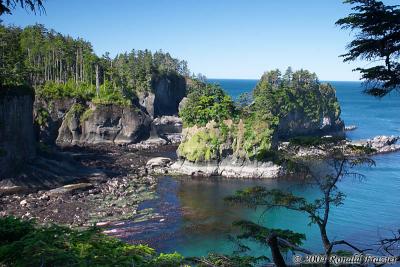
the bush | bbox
[36,80,94,101]
[0,216,184,267]
[180,81,237,127]
[36,80,134,107]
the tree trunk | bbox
[95,64,100,97]
[318,224,331,252]
[267,233,287,267]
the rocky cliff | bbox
[34,74,186,146]
[138,74,186,118]
[34,98,75,145]
[57,103,152,145]
[175,70,345,178]
[0,87,36,178]
[275,83,344,139]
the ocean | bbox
[126,79,400,260]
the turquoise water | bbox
[125,80,400,259]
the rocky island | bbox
[170,69,345,178]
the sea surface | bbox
[124,80,400,260]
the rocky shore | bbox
[351,135,400,154]
[0,144,178,228]
[169,158,283,179]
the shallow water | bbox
[124,80,400,258]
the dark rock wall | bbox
[0,90,36,178]
[34,98,75,145]
[139,74,187,118]
[277,110,345,139]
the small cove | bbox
[121,80,400,258]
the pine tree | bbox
[337,0,400,97]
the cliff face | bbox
[276,83,344,139]
[57,103,152,145]
[0,88,36,178]
[35,74,186,146]
[34,98,75,145]
[175,71,345,178]
[138,74,186,118]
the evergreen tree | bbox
[336,0,400,97]
[0,0,44,15]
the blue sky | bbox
[2,0,397,80]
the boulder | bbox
[146,157,171,168]
[47,183,93,196]
[150,116,182,141]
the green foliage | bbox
[188,253,268,267]
[80,108,93,123]
[232,220,305,251]
[92,81,133,106]
[0,216,184,267]
[242,117,275,160]
[179,69,343,163]
[36,80,94,101]
[0,217,35,246]
[336,0,400,97]
[180,82,237,127]
[64,103,86,124]
[178,125,222,162]
[346,144,377,155]
[0,0,44,15]
[252,68,339,128]
[149,252,184,267]
[35,106,50,127]
[0,24,189,106]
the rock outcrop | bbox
[175,71,346,179]
[34,98,75,145]
[275,83,345,139]
[351,135,400,154]
[171,157,283,179]
[150,115,182,143]
[138,74,186,117]
[0,87,36,178]
[174,120,284,178]
[57,103,152,145]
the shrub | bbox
[180,81,237,127]
[0,216,184,267]
[35,107,50,127]
[36,80,94,101]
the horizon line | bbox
[207,78,362,82]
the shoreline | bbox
[0,144,178,228]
